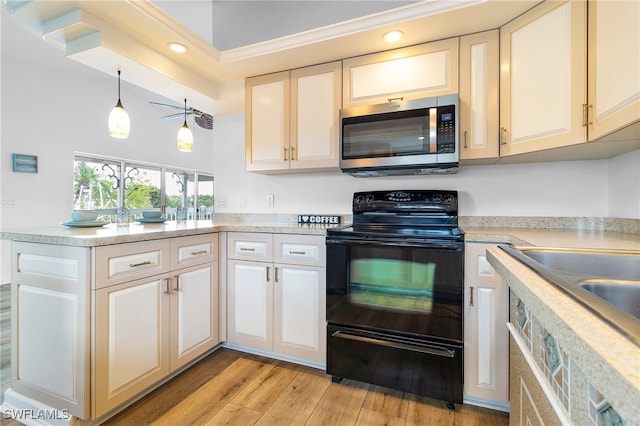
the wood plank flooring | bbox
[99,348,508,426]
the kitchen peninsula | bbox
[1,218,639,425]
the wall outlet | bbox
[215,197,227,208]
[266,194,274,207]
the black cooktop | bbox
[327,190,463,243]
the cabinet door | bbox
[587,0,640,141]
[500,0,587,156]
[11,242,90,419]
[290,61,341,170]
[343,38,459,108]
[94,275,171,418]
[245,71,290,172]
[227,260,273,351]
[463,243,508,406]
[273,264,326,362]
[170,262,219,371]
[459,30,500,163]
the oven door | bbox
[326,237,463,342]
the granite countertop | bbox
[0,220,338,247]
[486,242,639,424]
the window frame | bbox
[73,152,214,221]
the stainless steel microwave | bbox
[340,94,459,177]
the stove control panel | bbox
[352,190,458,213]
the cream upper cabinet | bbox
[587,0,640,141]
[290,61,341,170]
[246,62,341,173]
[343,38,459,108]
[246,71,290,172]
[499,0,587,157]
[459,30,500,163]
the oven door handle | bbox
[326,238,463,251]
[331,330,455,358]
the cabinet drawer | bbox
[171,234,218,269]
[93,240,171,289]
[274,234,325,267]
[227,233,273,261]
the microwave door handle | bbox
[429,107,438,153]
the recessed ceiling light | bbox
[168,42,188,53]
[383,30,404,43]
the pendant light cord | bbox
[183,98,188,126]
[117,70,122,101]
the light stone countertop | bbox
[486,244,640,425]
[0,220,337,247]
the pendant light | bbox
[177,98,193,152]
[108,70,130,139]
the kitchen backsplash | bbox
[213,214,640,234]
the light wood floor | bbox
[99,348,508,426]
[0,346,508,426]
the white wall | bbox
[213,112,637,218]
[0,16,214,283]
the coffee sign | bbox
[298,215,341,224]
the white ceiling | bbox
[2,0,540,114]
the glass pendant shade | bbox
[108,100,130,139]
[177,122,193,152]
[108,70,130,139]
[177,98,193,152]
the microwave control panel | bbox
[436,105,456,153]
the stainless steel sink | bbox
[579,280,640,320]
[502,246,640,345]
[520,249,640,281]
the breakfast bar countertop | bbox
[0,220,337,247]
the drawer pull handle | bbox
[164,278,172,295]
[190,249,208,256]
[469,286,474,307]
[240,247,256,252]
[174,275,182,292]
[275,267,279,283]
[266,266,271,282]
[129,260,152,268]
[289,250,306,255]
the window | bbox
[73,154,214,222]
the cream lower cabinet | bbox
[94,235,218,419]
[463,243,509,409]
[227,233,326,364]
[9,242,91,419]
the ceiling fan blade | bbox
[195,113,214,130]
[160,112,190,120]
[150,101,182,110]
